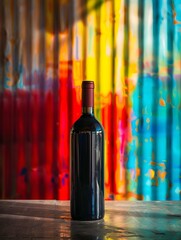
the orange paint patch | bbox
[136,168,140,177]
[151,161,166,168]
[127,192,144,200]
[174,19,180,24]
[158,170,166,179]
[159,98,166,106]
[159,163,166,168]
[173,10,181,25]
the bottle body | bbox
[70,115,104,220]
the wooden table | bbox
[0,200,181,239]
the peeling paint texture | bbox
[0,0,180,200]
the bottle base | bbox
[71,218,104,223]
[71,215,104,222]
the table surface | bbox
[0,200,181,240]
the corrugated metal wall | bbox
[0,0,180,200]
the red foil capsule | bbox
[82,81,94,108]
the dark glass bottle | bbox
[70,81,104,221]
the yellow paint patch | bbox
[73,60,83,86]
[150,169,155,179]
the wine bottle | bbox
[70,81,104,221]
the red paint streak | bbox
[2,91,13,198]
[16,90,29,199]
[45,91,54,199]
[120,105,129,154]
[101,93,113,199]
[113,94,130,199]
[58,61,70,199]
[0,62,81,199]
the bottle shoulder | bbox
[71,115,104,133]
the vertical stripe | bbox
[0,0,6,198]
[136,0,145,200]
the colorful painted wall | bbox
[0,0,180,200]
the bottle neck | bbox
[82,107,94,115]
[82,81,94,115]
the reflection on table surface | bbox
[0,200,181,239]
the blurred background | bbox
[0,0,180,200]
